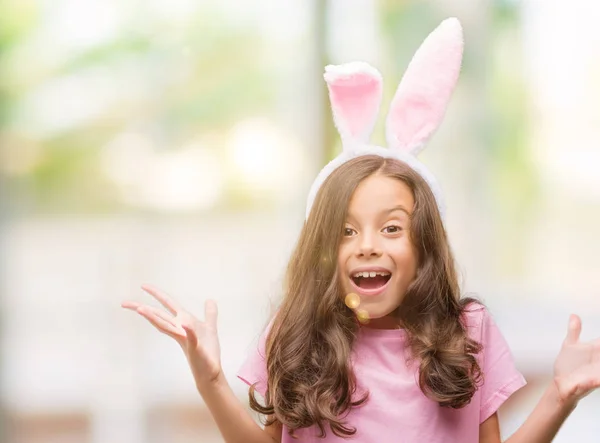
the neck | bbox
[360,314,403,330]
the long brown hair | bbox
[249,155,483,438]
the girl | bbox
[122,18,600,443]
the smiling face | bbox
[337,173,418,329]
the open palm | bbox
[553,314,600,405]
[122,284,222,389]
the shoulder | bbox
[460,299,515,356]
[460,300,493,342]
[461,300,486,325]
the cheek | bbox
[389,239,415,261]
[336,260,350,287]
[391,243,418,277]
[336,246,348,285]
[337,242,351,268]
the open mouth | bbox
[351,271,391,291]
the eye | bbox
[383,225,403,234]
[343,227,357,237]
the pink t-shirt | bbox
[237,304,526,442]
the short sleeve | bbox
[474,306,527,423]
[236,319,273,397]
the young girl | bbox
[122,18,600,443]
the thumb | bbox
[564,314,582,345]
[182,323,199,349]
[205,299,218,327]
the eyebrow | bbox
[346,205,411,223]
[383,205,411,216]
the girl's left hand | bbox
[553,314,600,406]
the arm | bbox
[479,413,500,443]
[505,314,600,442]
[480,314,599,443]
[264,416,283,443]
[122,285,279,443]
[479,386,576,443]
[503,383,575,443]
[199,373,280,443]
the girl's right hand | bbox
[122,284,222,390]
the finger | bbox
[124,301,182,329]
[592,338,600,362]
[122,301,142,310]
[141,306,179,328]
[182,323,199,349]
[138,307,185,339]
[205,300,218,327]
[123,302,168,319]
[564,314,582,345]
[141,284,181,315]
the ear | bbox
[385,18,464,155]
[324,61,383,145]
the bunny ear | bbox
[386,18,464,155]
[324,62,383,145]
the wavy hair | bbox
[248,156,483,438]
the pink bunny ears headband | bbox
[305,17,464,219]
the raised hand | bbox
[553,314,600,405]
[122,284,222,389]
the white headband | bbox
[305,18,464,220]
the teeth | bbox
[352,271,390,278]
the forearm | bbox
[505,382,577,443]
[198,372,276,443]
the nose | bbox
[356,232,382,258]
